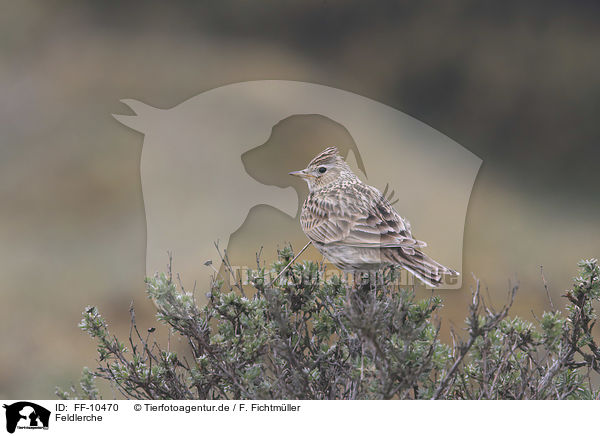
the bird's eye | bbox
[318,166,327,174]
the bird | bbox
[289,146,458,287]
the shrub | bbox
[57,248,600,400]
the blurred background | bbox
[1,0,600,398]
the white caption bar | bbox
[0,400,593,435]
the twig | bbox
[213,242,246,297]
[268,241,312,287]
[540,265,555,311]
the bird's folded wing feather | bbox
[301,184,426,248]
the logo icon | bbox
[3,402,50,433]
[114,80,481,289]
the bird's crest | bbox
[308,146,341,167]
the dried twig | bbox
[268,241,312,287]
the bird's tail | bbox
[386,247,459,288]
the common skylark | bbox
[290,147,458,287]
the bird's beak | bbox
[289,169,312,178]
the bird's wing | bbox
[301,184,426,248]
[301,192,351,245]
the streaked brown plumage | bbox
[289,146,458,287]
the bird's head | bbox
[289,146,356,191]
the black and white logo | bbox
[3,402,50,433]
